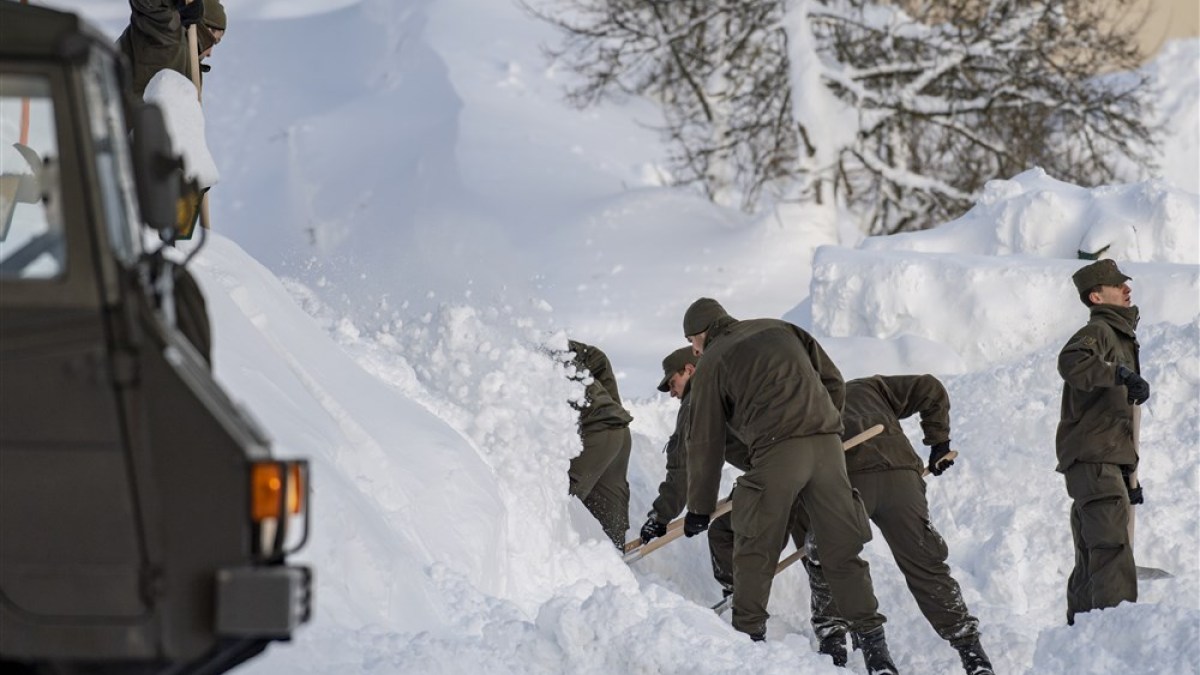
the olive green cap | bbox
[682,297,729,338]
[1072,259,1131,295]
[202,0,226,30]
[657,346,698,392]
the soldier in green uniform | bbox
[828,374,993,674]
[679,298,898,674]
[1057,259,1149,624]
[567,340,633,549]
[118,0,227,99]
[639,346,845,664]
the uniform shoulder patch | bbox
[1081,336,1097,346]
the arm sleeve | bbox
[129,0,182,48]
[650,403,690,521]
[878,375,950,446]
[1058,327,1119,391]
[685,366,727,515]
[794,325,845,412]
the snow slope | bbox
[44,1,1200,673]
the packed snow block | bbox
[811,246,1200,369]
[859,169,1199,265]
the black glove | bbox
[178,0,205,27]
[927,441,954,476]
[1127,484,1145,505]
[1116,366,1150,405]
[683,512,710,537]
[640,517,667,543]
[1121,465,1145,505]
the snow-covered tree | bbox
[530,0,1159,234]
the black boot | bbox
[819,632,848,667]
[955,639,994,675]
[749,631,765,642]
[854,627,899,675]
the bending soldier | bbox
[819,374,994,674]
[639,347,844,663]
[679,298,897,674]
[567,340,633,549]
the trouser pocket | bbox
[732,478,766,539]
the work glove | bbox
[1121,465,1145,505]
[639,517,668,544]
[683,512,710,537]
[1116,366,1150,405]
[177,0,205,27]
[927,441,955,476]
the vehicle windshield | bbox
[0,73,64,279]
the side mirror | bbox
[130,103,182,235]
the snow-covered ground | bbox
[47,1,1200,673]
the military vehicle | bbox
[0,3,312,673]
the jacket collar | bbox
[1089,304,1140,338]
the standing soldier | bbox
[118,0,228,99]
[679,298,898,674]
[638,347,845,665]
[1057,260,1149,625]
[567,340,633,549]
[829,374,993,674]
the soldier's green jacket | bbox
[842,375,950,474]
[686,318,844,515]
[1056,304,1141,472]
[118,0,194,98]
[568,340,632,434]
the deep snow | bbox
[41,1,1200,673]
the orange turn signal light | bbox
[251,462,303,522]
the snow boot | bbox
[819,632,848,667]
[749,631,765,643]
[853,627,899,675]
[955,639,994,675]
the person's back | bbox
[842,375,949,475]
[691,317,843,459]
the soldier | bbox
[1057,259,1149,625]
[119,0,228,99]
[824,374,993,674]
[638,347,846,665]
[567,340,633,549]
[679,298,898,674]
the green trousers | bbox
[850,469,979,645]
[708,497,843,639]
[725,434,883,636]
[1064,462,1136,624]
[569,426,632,548]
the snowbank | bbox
[859,169,1199,264]
[811,246,1199,368]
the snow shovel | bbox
[1128,405,1173,581]
[623,424,886,564]
[185,1,211,231]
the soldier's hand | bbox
[1116,366,1150,405]
[927,442,955,476]
[177,0,205,27]
[683,512,710,537]
[640,517,667,544]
